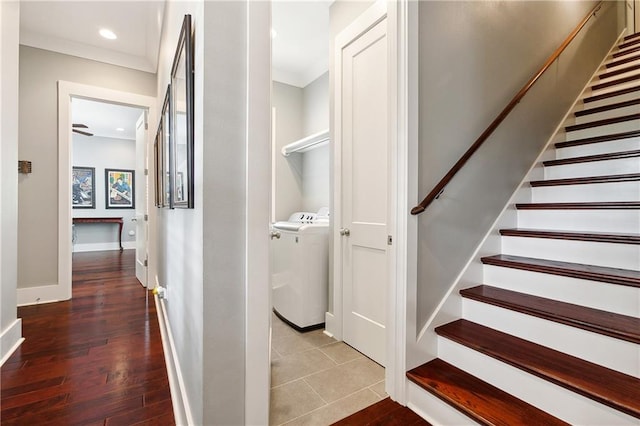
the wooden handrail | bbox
[411,1,603,215]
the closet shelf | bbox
[281,129,329,156]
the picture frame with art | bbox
[72,166,95,209]
[170,14,194,209]
[105,169,135,209]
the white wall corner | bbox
[0,319,23,366]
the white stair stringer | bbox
[462,298,640,377]
[438,337,639,425]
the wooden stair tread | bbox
[407,358,569,426]
[605,53,640,69]
[435,320,640,419]
[499,228,640,244]
[583,85,640,104]
[481,254,640,288]
[529,173,640,187]
[543,149,640,166]
[460,285,640,343]
[624,32,640,42]
[565,113,640,132]
[575,98,640,117]
[555,129,640,148]
[619,37,640,50]
[515,201,640,210]
[599,63,640,80]
[613,45,640,58]
[592,73,640,91]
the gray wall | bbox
[18,46,156,289]
[414,1,623,332]
[273,81,304,221]
[1,0,21,361]
[72,135,137,251]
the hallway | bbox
[1,250,174,425]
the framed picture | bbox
[163,85,172,208]
[155,85,171,208]
[170,14,194,208]
[105,169,135,209]
[72,166,95,209]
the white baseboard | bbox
[17,283,69,306]
[155,294,193,426]
[0,319,23,366]
[73,241,135,252]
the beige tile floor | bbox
[270,313,386,425]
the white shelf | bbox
[281,128,329,156]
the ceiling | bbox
[20,1,330,88]
[21,1,329,134]
[72,98,144,141]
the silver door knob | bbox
[340,228,350,236]
[270,230,281,240]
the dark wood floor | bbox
[1,250,174,425]
[332,398,431,426]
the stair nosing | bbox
[499,228,640,245]
[542,149,640,166]
[435,320,640,419]
[515,201,640,210]
[461,285,640,344]
[618,38,640,50]
[529,173,640,187]
[407,358,570,426]
[598,63,640,80]
[591,73,640,91]
[612,45,640,59]
[481,254,640,288]
[565,113,640,132]
[555,129,640,148]
[624,32,640,42]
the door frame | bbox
[330,0,412,403]
[57,81,156,300]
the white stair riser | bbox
[578,88,640,110]
[483,265,640,316]
[517,209,640,233]
[593,69,640,89]
[438,338,639,425]
[462,299,640,377]
[602,56,640,72]
[604,54,640,70]
[531,181,640,203]
[613,45,640,58]
[570,103,640,126]
[566,120,640,141]
[555,138,640,159]
[407,382,480,426]
[544,157,640,179]
[585,82,640,103]
[501,236,640,270]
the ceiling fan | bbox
[72,123,93,136]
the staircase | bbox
[407,33,640,425]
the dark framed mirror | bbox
[170,14,194,209]
[162,85,172,208]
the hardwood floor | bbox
[1,250,174,425]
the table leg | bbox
[118,221,123,251]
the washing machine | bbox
[271,207,329,331]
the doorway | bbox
[57,81,156,300]
[71,98,147,285]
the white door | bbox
[135,112,148,287]
[627,0,635,34]
[340,16,388,366]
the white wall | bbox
[18,46,156,290]
[0,0,22,364]
[72,135,137,252]
[154,1,271,423]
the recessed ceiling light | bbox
[116,127,124,132]
[99,28,117,40]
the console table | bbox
[73,217,124,251]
